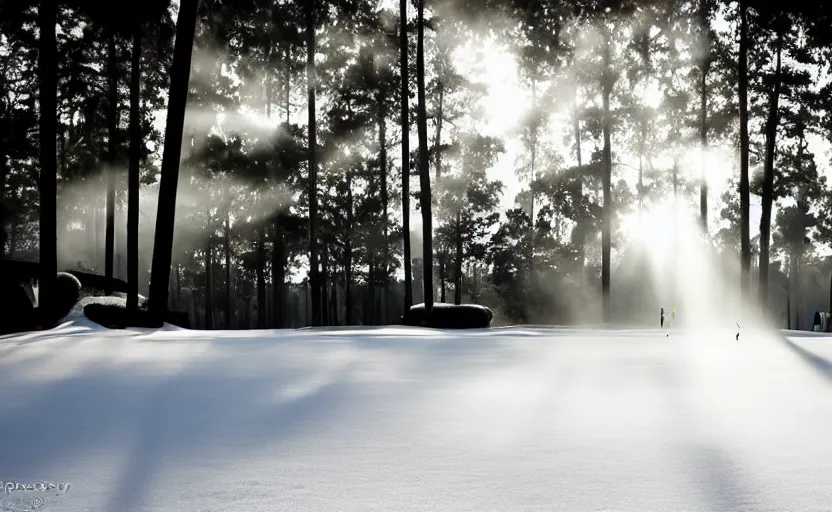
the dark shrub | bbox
[83,303,190,329]
[401,303,493,329]
[0,275,36,334]
[84,304,163,329]
[165,311,190,328]
[0,271,81,332]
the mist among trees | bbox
[2,0,832,328]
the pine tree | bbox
[149,0,200,322]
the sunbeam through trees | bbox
[2,0,832,328]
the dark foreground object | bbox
[0,260,190,333]
[55,272,82,314]
[1,259,129,292]
[84,304,191,329]
[84,304,161,329]
[0,273,37,335]
[401,303,493,329]
[0,272,81,334]
[813,312,832,332]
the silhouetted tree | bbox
[149,0,200,321]
[38,0,58,322]
[416,0,433,313]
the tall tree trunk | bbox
[284,45,291,124]
[699,15,710,231]
[792,139,806,329]
[0,131,7,261]
[275,46,291,329]
[330,275,338,326]
[0,98,8,263]
[224,211,232,329]
[673,157,678,198]
[87,206,95,264]
[472,262,479,304]
[262,40,282,329]
[272,216,284,328]
[345,170,353,325]
[638,145,644,211]
[59,129,67,187]
[262,42,275,327]
[168,278,174,313]
[105,29,118,295]
[321,244,329,326]
[672,156,679,301]
[257,224,266,328]
[601,31,613,323]
[439,256,446,302]
[244,297,251,329]
[94,200,100,268]
[379,101,389,323]
[573,92,584,273]
[454,211,463,305]
[362,285,369,325]
[637,33,649,215]
[205,235,213,329]
[265,43,272,117]
[434,83,444,181]
[306,0,321,326]
[175,262,182,311]
[788,249,797,329]
[738,0,751,296]
[127,25,142,311]
[634,31,650,315]
[529,75,537,275]
[38,0,58,323]
[305,281,310,324]
[400,0,413,312]
[148,0,199,321]
[344,263,352,325]
[759,29,783,306]
[368,259,375,323]
[417,0,433,313]
[435,81,445,303]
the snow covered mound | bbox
[55,295,181,332]
[61,295,127,323]
[1,326,832,511]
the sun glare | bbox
[638,78,663,109]
[619,201,748,328]
[621,203,677,260]
[453,40,528,136]
[693,148,733,189]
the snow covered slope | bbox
[1,324,832,512]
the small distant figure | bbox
[736,323,740,342]
[660,307,665,328]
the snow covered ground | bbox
[1,322,832,512]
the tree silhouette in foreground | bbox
[38,0,58,323]
[148,0,200,322]
[416,0,433,314]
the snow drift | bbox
[1,324,832,511]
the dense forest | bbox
[1,0,832,329]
